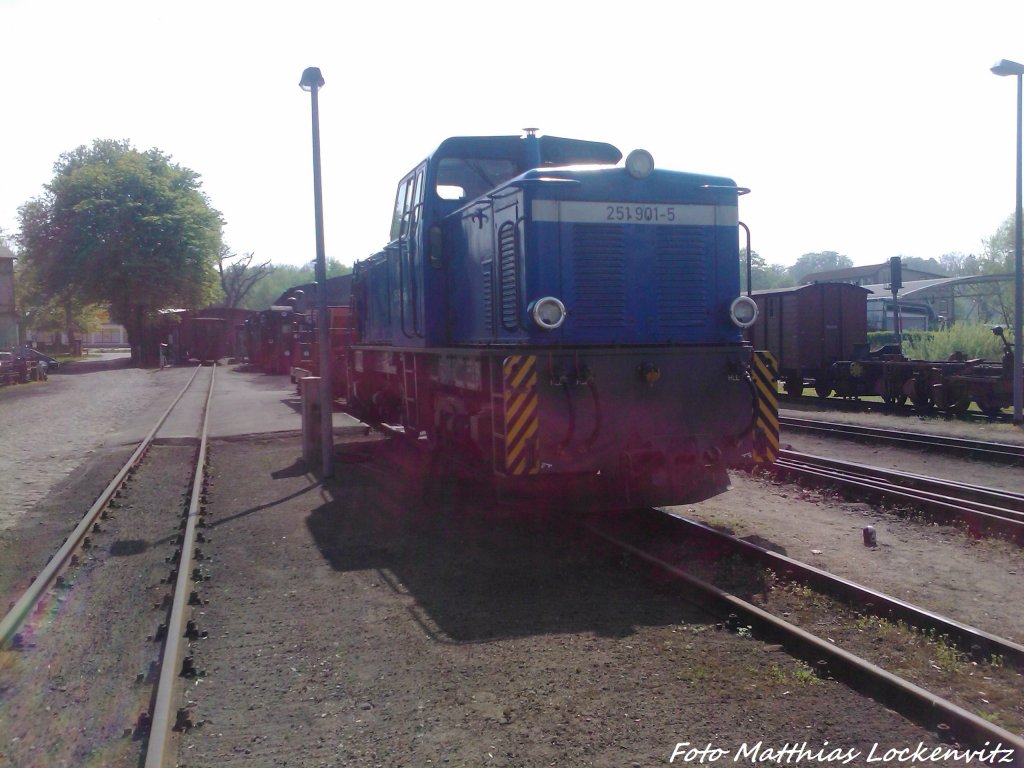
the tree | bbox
[787,251,853,284]
[241,258,352,310]
[217,247,274,310]
[18,139,222,364]
[14,256,100,351]
[0,229,13,261]
[981,213,1016,274]
[740,250,795,292]
[938,252,982,277]
[900,256,945,275]
[977,213,1019,328]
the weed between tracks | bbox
[752,575,1024,735]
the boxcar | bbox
[749,283,869,396]
[186,317,228,364]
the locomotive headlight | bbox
[729,296,758,328]
[625,149,655,179]
[530,297,567,330]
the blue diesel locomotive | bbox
[347,130,761,507]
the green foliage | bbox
[903,323,1010,361]
[741,250,796,292]
[0,229,14,260]
[215,248,275,310]
[13,248,101,342]
[17,139,223,359]
[900,256,945,274]
[938,252,983,276]
[242,258,351,310]
[788,251,853,283]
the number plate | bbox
[531,200,736,226]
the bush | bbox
[902,324,1009,361]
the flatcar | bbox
[748,283,1019,416]
[345,131,764,508]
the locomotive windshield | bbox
[435,157,523,202]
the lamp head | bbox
[300,67,325,91]
[991,59,1024,77]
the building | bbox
[23,308,129,350]
[860,274,1016,332]
[803,260,948,288]
[803,261,1014,332]
[0,253,18,349]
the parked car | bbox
[15,347,59,370]
[1,350,44,383]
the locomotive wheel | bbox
[784,376,804,396]
[814,381,833,399]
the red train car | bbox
[291,306,354,398]
[748,283,869,396]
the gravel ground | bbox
[177,437,952,768]
[0,445,197,768]
[0,353,190,531]
[1,367,1022,766]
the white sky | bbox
[1,0,1023,270]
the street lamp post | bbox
[991,58,1024,425]
[300,66,334,475]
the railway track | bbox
[0,364,215,768]
[773,448,1024,541]
[780,414,1024,464]
[586,509,1024,763]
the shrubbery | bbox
[869,325,1011,361]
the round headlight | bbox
[625,149,655,179]
[729,296,758,329]
[530,297,567,330]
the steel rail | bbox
[586,521,1024,761]
[144,364,216,768]
[774,450,1024,541]
[780,415,1024,464]
[778,395,1013,425]
[0,365,204,648]
[659,510,1024,669]
[778,450,1024,517]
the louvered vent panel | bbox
[498,222,519,330]
[656,226,707,326]
[572,225,625,327]
[481,259,494,333]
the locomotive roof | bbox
[431,135,622,167]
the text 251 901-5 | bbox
[605,204,678,223]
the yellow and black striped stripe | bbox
[752,350,779,463]
[502,355,540,476]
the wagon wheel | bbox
[910,394,934,414]
[943,395,972,417]
[975,397,1005,419]
[814,380,833,399]
[883,390,907,408]
[941,384,972,417]
[784,376,804,396]
[910,380,933,414]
